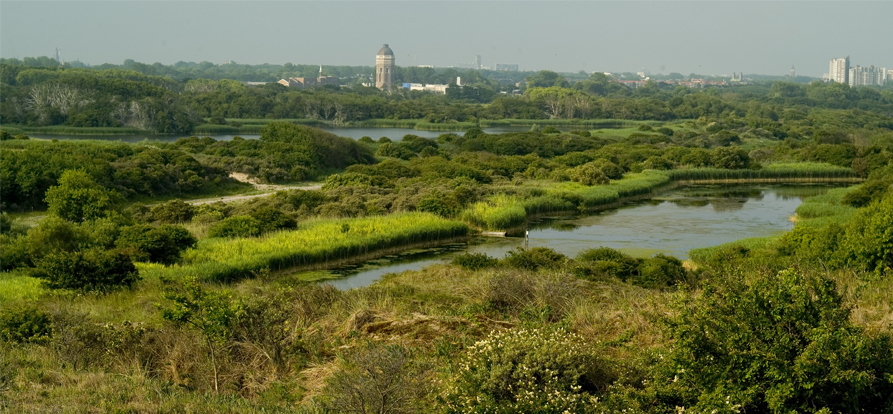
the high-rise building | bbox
[790,65,795,78]
[475,55,482,70]
[376,44,395,89]
[829,56,849,84]
[849,65,887,86]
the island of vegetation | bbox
[1,59,892,413]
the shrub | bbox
[656,269,893,413]
[445,327,612,414]
[635,254,686,289]
[116,224,197,264]
[249,207,296,233]
[503,247,567,271]
[321,343,427,414]
[150,199,196,223]
[31,248,139,291]
[541,126,561,134]
[208,215,262,238]
[570,162,610,186]
[451,253,498,270]
[835,193,893,274]
[711,147,751,169]
[44,169,120,222]
[575,247,640,281]
[0,305,52,344]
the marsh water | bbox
[320,185,833,290]
[29,126,530,143]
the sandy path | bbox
[186,173,321,205]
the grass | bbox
[146,212,469,283]
[688,235,782,264]
[478,119,659,129]
[0,125,153,135]
[0,271,44,302]
[668,163,857,182]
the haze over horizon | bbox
[2,1,891,78]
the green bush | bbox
[835,193,893,274]
[656,269,893,413]
[575,247,640,281]
[116,224,197,264]
[570,162,610,186]
[150,199,196,223]
[31,248,139,291]
[445,327,612,414]
[451,253,498,270]
[208,215,262,238]
[0,305,52,344]
[503,247,566,271]
[44,169,120,223]
[635,254,686,289]
[249,207,297,233]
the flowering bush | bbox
[444,327,613,414]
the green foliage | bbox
[503,247,567,271]
[835,193,893,274]
[44,169,120,222]
[248,207,297,233]
[575,247,640,281]
[658,269,893,413]
[711,146,751,169]
[451,252,498,270]
[150,199,196,223]
[0,305,52,344]
[0,212,28,236]
[154,213,469,283]
[445,327,610,414]
[31,248,139,291]
[208,215,262,238]
[116,224,197,264]
[637,254,687,289]
[460,195,527,231]
[570,162,610,186]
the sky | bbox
[1,1,891,77]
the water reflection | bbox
[319,185,840,290]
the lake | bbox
[320,185,831,290]
[29,126,531,143]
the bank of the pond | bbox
[463,164,860,234]
[321,184,843,290]
[140,212,469,283]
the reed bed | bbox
[460,194,527,231]
[689,235,781,264]
[668,163,856,182]
[0,125,152,135]
[413,122,478,131]
[477,119,657,129]
[607,171,672,197]
[144,213,468,283]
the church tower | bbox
[376,44,395,89]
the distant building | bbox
[829,56,850,84]
[790,65,795,78]
[376,44,395,89]
[475,55,482,70]
[496,64,519,71]
[401,82,450,94]
[849,65,887,86]
[276,75,339,89]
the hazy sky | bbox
[2,1,891,77]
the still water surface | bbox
[30,126,530,143]
[321,185,831,290]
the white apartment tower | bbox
[829,56,849,84]
[375,44,395,89]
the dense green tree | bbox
[44,169,120,222]
[31,248,139,291]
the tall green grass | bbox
[794,187,858,220]
[0,125,152,135]
[143,212,469,283]
[0,272,44,302]
[668,163,856,182]
[608,171,672,197]
[460,194,527,231]
[478,119,658,129]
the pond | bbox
[319,185,833,290]
[28,126,531,143]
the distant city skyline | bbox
[2,1,891,77]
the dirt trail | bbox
[187,173,321,205]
